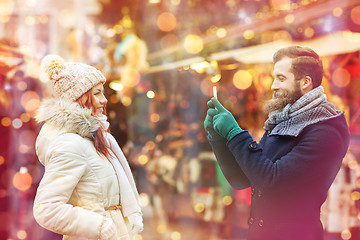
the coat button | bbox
[251,188,255,196]
[259,219,264,227]
[258,190,263,197]
[249,142,257,149]
[248,217,255,225]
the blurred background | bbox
[1,0,360,239]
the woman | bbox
[33,55,143,240]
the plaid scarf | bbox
[264,86,342,137]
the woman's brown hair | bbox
[77,89,111,159]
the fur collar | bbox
[35,98,99,138]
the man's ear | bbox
[301,76,313,93]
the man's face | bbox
[265,57,302,113]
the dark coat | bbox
[208,111,350,240]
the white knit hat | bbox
[41,55,106,101]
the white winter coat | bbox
[33,98,140,240]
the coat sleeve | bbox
[226,120,350,193]
[33,135,105,239]
[208,134,251,190]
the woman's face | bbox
[92,83,108,116]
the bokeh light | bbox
[1,117,12,127]
[184,34,203,54]
[139,192,150,207]
[171,231,181,240]
[150,113,160,123]
[351,191,360,201]
[12,118,23,129]
[20,91,40,112]
[243,30,254,40]
[0,156,5,166]
[156,224,167,234]
[271,0,291,11]
[138,154,149,165]
[121,96,132,106]
[333,7,343,17]
[332,67,351,88]
[233,70,253,90]
[13,167,32,191]
[146,90,155,99]
[160,33,179,49]
[157,12,177,32]
[341,229,352,240]
[351,6,360,25]
[17,230,27,240]
[216,28,227,38]
[194,202,205,213]
[285,14,295,24]
[222,195,233,206]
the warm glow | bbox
[21,91,40,112]
[25,16,36,26]
[351,191,360,201]
[1,117,12,127]
[0,156,4,166]
[351,6,360,25]
[145,141,156,150]
[222,195,233,206]
[243,30,254,40]
[139,193,150,207]
[333,7,343,17]
[216,28,227,38]
[138,154,149,165]
[285,14,294,24]
[184,34,203,54]
[341,229,351,240]
[17,230,27,240]
[233,70,253,90]
[150,113,160,123]
[160,33,179,49]
[332,68,351,87]
[134,235,143,240]
[156,224,167,234]
[171,231,181,240]
[211,73,221,83]
[0,0,14,16]
[146,90,155,99]
[13,167,32,191]
[109,94,119,104]
[109,81,123,91]
[20,113,31,123]
[194,203,205,213]
[273,30,292,41]
[271,0,291,10]
[157,12,177,32]
[17,81,27,91]
[304,27,315,38]
[348,159,358,170]
[121,96,132,106]
[58,9,77,28]
[190,61,209,74]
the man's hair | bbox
[273,46,323,88]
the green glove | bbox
[204,108,223,140]
[208,97,243,141]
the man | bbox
[204,46,350,240]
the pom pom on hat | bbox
[41,54,106,101]
[41,54,65,80]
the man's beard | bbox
[264,86,303,113]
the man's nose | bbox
[271,80,279,91]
